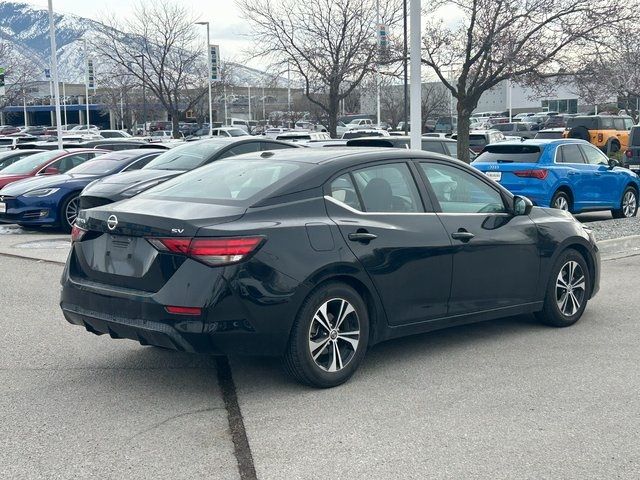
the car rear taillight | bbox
[70,224,87,242]
[597,133,603,143]
[147,236,264,266]
[165,306,202,316]
[513,169,549,180]
[625,149,633,158]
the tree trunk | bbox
[171,114,180,139]
[327,90,340,138]
[456,100,472,164]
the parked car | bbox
[0,150,45,171]
[451,130,506,153]
[344,136,467,160]
[0,149,161,231]
[535,128,566,140]
[99,130,132,139]
[263,127,291,139]
[61,148,600,387]
[210,127,250,138]
[276,131,331,143]
[79,137,300,210]
[0,149,105,191]
[564,115,634,153]
[623,125,640,174]
[492,122,538,139]
[341,129,390,140]
[0,126,20,136]
[472,139,639,218]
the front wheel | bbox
[611,187,638,219]
[535,249,590,327]
[60,193,80,233]
[284,283,369,388]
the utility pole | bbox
[375,0,381,127]
[48,0,63,149]
[134,54,147,135]
[62,82,67,127]
[409,0,421,149]
[247,85,251,121]
[195,22,213,136]
[403,0,408,134]
[22,89,28,128]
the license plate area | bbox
[485,171,502,181]
[85,234,158,278]
[0,202,5,214]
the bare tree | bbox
[240,0,401,137]
[421,82,450,127]
[0,41,39,119]
[422,0,631,163]
[92,1,207,137]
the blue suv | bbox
[472,139,639,218]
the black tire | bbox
[550,190,571,212]
[535,249,590,327]
[611,186,638,219]
[59,193,80,233]
[567,126,590,142]
[608,139,620,154]
[284,282,369,388]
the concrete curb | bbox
[597,235,640,260]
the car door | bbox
[579,144,620,207]
[418,161,540,315]
[325,161,453,325]
[555,143,591,207]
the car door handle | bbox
[567,171,579,176]
[451,231,475,242]
[348,232,377,242]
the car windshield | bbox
[566,117,598,130]
[66,153,130,175]
[535,131,564,139]
[469,135,489,147]
[141,159,306,205]
[143,141,226,171]
[493,124,515,132]
[475,144,542,163]
[630,126,640,147]
[0,150,62,174]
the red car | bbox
[0,149,106,189]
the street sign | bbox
[44,68,51,79]
[378,23,388,49]
[86,59,95,89]
[0,67,5,97]
[210,44,221,82]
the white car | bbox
[211,127,250,138]
[275,131,331,143]
[264,127,291,139]
[100,130,132,139]
[341,128,390,140]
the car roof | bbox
[491,138,589,147]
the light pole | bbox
[247,85,251,121]
[83,38,90,130]
[48,0,63,149]
[134,54,147,135]
[196,21,213,136]
[375,0,381,127]
[403,0,408,134]
[62,81,67,126]
[409,0,422,149]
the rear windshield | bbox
[475,144,542,163]
[493,123,515,132]
[342,131,385,139]
[143,141,225,171]
[566,117,598,130]
[140,159,306,205]
[0,150,62,174]
[346,139,402,148]
[630,126,640,147]
[469,135,489,147]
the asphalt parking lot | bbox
[0,228,639,480]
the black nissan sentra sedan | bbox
[60,148,600,388]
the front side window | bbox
[218,142,261,159]
[421,163,506,214]
[558,144,585,164]
[352,163,423,213]
[580,145,608,165]
[329,174,362,211]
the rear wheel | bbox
[612,186,638,218]
[550,190,571,212]
[535,249,590,327]
[284,282,369,388]
[60,193,80,233]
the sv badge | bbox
[171,228,185,234]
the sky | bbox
[22,0,253,63]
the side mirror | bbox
[608,158,618,169]
[42,166,59,175]
[513,195,533,216]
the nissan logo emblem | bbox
[107,215,118,231]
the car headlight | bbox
[23,188,60,197]
[121,181,161,198]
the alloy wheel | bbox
[555,261,586,317]
[622,190,637,218]
[65,196,80,228]
[308,298,360,373]
[553,196,569,211]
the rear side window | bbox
[443,142,458,158]
[469,135,488,148]
[475,144,542,163]
[614,118,626,131]
[566,117,598,130]
[352,163,423,213]
[600,117,614,129]
[624,118,635,130]
[329,174,362,210]
[558,144,585,164]
[217,142,261,159]
[421,141,445,154]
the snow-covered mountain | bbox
[0,1,277,86]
